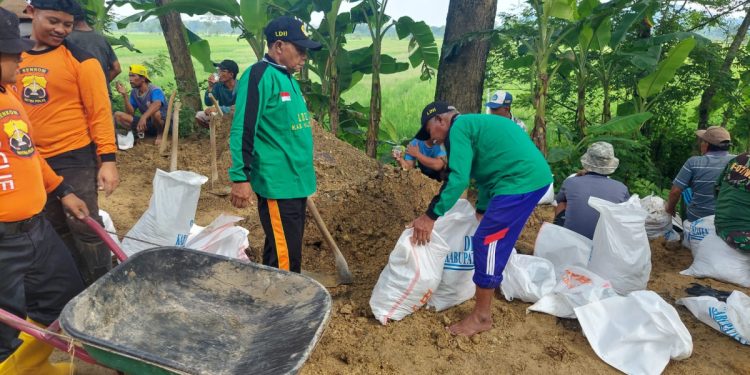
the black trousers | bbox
[0,217,84,361]
[44,166,111,286]
[256,195,307,273]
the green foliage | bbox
[637,38,697,100]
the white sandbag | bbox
[588,195,651,294]
[641,195,672,240]
[427,199,480,311]
[117,131,134,150]
[534,222,592,279]
[528,266,616,319]
[370,228,450,324]
[576,290,693,375]
[537,182,555,205]
[98,209,121,246]
[500,253,556,303]
[677,291,750,345]
[122,169,208,256]
[680,233,750,288]
[186,214,250,262]
[682,215,715,251]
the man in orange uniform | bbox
[0,7,89,373]
[14,0,119,285]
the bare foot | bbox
[447,312,492,336]
[154,135,163,146]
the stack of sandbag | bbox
[641,195,676,240]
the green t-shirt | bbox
[427,114,552,218]
[715,153,750,233]
[228,56,316,199]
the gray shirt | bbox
[66,30,117,84]
[556,173,630,239]
[673,151,734,221]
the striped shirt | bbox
[673,151,734,221]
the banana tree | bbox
[634,37,697,112]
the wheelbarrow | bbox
[0,217,332,374]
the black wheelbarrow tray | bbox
[59,247,332,375]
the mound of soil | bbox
[69,121,749,374]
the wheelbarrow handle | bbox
[0,308,97,364]
[83,216,128,262]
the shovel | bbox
[307,198,353,285]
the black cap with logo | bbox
[31,0,83,15]
[264,16,322,51]
[415,101,453,141]
[214,59,239,76]
[0,8,34,54]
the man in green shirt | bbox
[715,152,750,252]
[410,102,552,336]
[228,16,321,273]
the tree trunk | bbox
[156,0,201,114]
[576,78,586,137]
[326,50,340,135]
[366,49,381,158]
[435,0,497,113]
[602,75,612,123]
[531,72,549,155]
[698,6,750,129]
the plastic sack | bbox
[117,131,134,150]
[588,195,651,294]
[122,169,208,256]
[680,233,750,288]
[427,200,480,311]
[186,214,250,262]
[528,266,616,319]
[641,195,672,240]
[500,252,556,303]
[534,223,592,279]
[678,291,750,345]
[682,215,715,251]
[537,182,555,205]
[98,210,121,247]
[576,290,693,375]
[427,199,479,311]
[370,228,450,324]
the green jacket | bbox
[228,56,316,199]
[426,114,552,219]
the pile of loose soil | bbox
[67,121,748,374]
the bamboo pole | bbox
[169,100,181,172]
[159,90,177,156]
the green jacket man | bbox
[228,16,322,273]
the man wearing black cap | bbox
[0,8,87,373]
[409,101,552,336]
[228,16,322,273]
[196,59,239,128]
[13,0,119,287]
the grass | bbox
[112,33,436,141]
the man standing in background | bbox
[67,6,121,95]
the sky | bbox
[113,0,529,27]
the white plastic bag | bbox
[122,169,208,256]
[427,200,479,311]
[186,214,250,261]
[537,182,555,205]
[500,252,556,303]
[682,215,715,251]
[641,195,672,240]
[528,266,616,319]
[680,233,750,288]
[370,228,450,324]
[534,222,592,279]
[588,195,651,294]
[576,291,693,375]
[98,209,121,247]
[117,131,134,150]
[678,291,750,345]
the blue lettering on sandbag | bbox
[444,236,475,271]
[709,307,750,345]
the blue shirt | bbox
[204,81,237,114]
[404,139,446,161]
[673,151,734,221]
[129,84,167,118]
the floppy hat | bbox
[581,142,620,175]
[0,8,34,54]
[695,126,730,146]
[264,16,322,51]
[486,90,513,109]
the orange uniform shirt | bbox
[13,41,116,161]
[0,87,63,222]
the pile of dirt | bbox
[70,121,749,374]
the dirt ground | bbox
[61,123,749,374]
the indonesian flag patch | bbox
[281,92,291,102]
